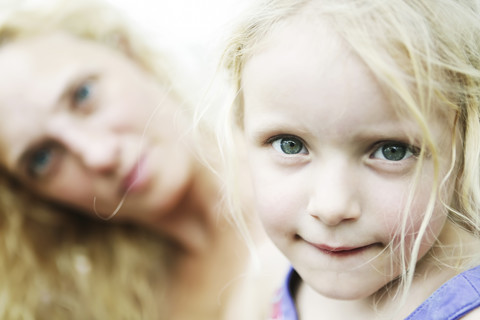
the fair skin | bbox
[0,32,277,319]
[241,16,479,319]
[0,32,213,250]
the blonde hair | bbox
[0,174,169,319]
[218,0,480,310]
[0,0,198,109]
[0,0,191,318]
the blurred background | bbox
[105,0,251,47]
[1,0,252,48]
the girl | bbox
[217,0,480,318]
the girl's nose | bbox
[55,127,120,174]
[306,160,361,226]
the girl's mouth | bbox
[306,242,377,256]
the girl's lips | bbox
[307,242,376,256]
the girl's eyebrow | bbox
[245,119,313,142]
[336,123,421,144]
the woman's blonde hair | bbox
[0,175,170,320]
[0,0,189,319]
[218,0,480,309]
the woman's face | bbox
[0,32,194,226]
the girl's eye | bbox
[371,142,416,161]
[271,136,308,155]
[26,144,59,179]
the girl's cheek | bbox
[254,182,299,231]
[384,192,448,262]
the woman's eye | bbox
[26,145,57,179]
[271,136,308,155]
[371,142,416,161]
[72,80,94,107]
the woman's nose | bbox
[307,160,361,226]
[56,128,120,174]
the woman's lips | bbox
[121,155,149,194]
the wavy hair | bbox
[0,0,188,319]
[217,0,480,311]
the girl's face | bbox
[0,33,194,227]
[241,18,456,300]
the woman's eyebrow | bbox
[55,69,99,109]
[15,138,46,175]
[12,73,87,172]
[55,72,90,106]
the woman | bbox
[0,0,281,319]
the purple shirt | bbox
[406,264,480,319]
[269,265,480,320]
[269,268,299,320]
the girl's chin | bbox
[303,277,391,302]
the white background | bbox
[1,0,252,48]
[104,0,251,47]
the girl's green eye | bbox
[272,137,308,155]
[372,143,414,161]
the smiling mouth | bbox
[307,242,377,256]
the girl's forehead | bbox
[241,7,458,143]
[243,12,347,77]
